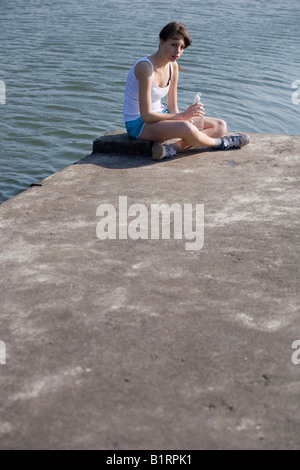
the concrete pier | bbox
[0,132,299,449]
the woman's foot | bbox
[152,142,178,160]
[217,133,250,150]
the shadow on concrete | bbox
[75,152,157,169]
[75,129,213,170]
[75,147,213,170]
[76,128,250,171]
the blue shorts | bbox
[125,109,168,140]
[125,116,145,140]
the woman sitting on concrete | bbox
[123,22,249,160]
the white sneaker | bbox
[221,133,250,150]
[152,142,177,161]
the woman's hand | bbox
[177,103,205,121]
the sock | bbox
[212,138,223,149]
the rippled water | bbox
[0,0,299,203]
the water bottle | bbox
[192,92,204,130]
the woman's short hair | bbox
[159,22,192,49]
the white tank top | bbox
[123,57,173,122]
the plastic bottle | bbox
[192,92,204,130]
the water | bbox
[0,0,299,203]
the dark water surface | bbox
[0,0,299,203]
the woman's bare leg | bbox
[173,117,228,151]
[202,117,227,138]
[139,117,227,152]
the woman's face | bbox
[160,37,185,62]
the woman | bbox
[123,22,249,160]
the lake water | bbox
[0,0,299,203]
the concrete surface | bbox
[0,133,299,450]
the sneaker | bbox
[220,133,250,150]
[152,142,177,160]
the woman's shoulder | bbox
[134,59,153,80]
[172,61,179,74]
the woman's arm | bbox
[167,61,180,114]
[135,61,203,124]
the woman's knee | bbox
[215,119,227,137]
[179,121,199,139]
